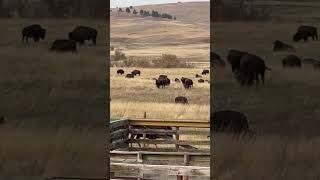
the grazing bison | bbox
[198,79,205,83]
[282,55,302,68]
[293,25,318,42]
[211,52,226,68]
[237,53,271,86]
[22,24,46,43]
[125,74,134,78]
[50,39,77,53]
[175,78,180,83]
[303,58,318,65]
[117,69,124,75]
[227,49,248,73]
[202,69,209,75]
[156,77,170,88]
[69,26,98,45]
[211,110,254,138]
[273,40,295,52]
[183,78,193,89]
[131,70,141,76]
[195,74,202,78]
[175,96,188,104]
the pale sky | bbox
[111,0,210,8]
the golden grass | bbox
[110,67,210,120]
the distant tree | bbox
[126,7,130,13]
[129,6,133,9]
[133,9,137,14]
[140,9,144,15]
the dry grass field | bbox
[213,1,320,179]
[110,2,210,121]
[0,19,106,177]
[110,67,210,119]
[110,2,210,62]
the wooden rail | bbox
[110,118,210,179]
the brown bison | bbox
[198,79,205,83]
[117,69,124,75]
[69,26,98,45]
[282,55,302,68]
[236,53,271,86]
[273,40,295,52]
[175,96,188,104]
[125,74,134,78]
[50,39,77,53]
[202,69,210,75]
[132,70,141,76]
[195,74,202,78]
[227,49,248,73]
[175,78,180,83]
[211,110,254,139]
[293,25,318,42]
[22,24,46,43]
[156,77,170,88]
[183,78,193,89]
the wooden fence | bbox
[110,118,210,179]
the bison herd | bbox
[213,25,320,86]
[116,68,210,104]
[22,24,98,53]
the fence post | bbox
[175,127,180,149]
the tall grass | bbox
[0,19,107,177]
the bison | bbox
[132,70,141,76]
[125,74,134,78]
[117,69,124,75]
[202,69,210,75]
[236,53,271,86]
[211,110,254,139]
[175,96,188,104]
[181,77,187,84]
[22,24,46,43]
[68,26,98,45]
[273,40,295,52]
[156,77,170,88]
[198,79,205,83]
[50,39,77,53]
[195,74,202,78]
[282,55,302,68]
[293,25,318,42]
[227,49,248,73]
[183,78,193,89]
[175,78,180,83]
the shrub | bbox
[114,49,126,61]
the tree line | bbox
[0,0,108,18]
[117,6,176,20]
